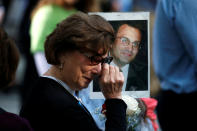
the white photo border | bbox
[89,12,150,99]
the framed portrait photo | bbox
[89,12,150,99]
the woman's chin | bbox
[77,83,89,90]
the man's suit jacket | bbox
[93,62,148,92]
[20,77,126,131]
[125,62,148,91]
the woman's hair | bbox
[31,0,99,19]
[45,12,115,65]
[0,27,20,89]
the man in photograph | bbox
[94,23,148,92]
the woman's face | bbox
[59,49,106,91]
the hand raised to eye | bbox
[99,64,124,99]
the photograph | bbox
[89,12,150,99]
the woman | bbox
[20,12,127,131]
[0,27,33,131]
[30,0,99,75]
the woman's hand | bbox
[99,63,124,99]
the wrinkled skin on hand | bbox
[99,64,124,99]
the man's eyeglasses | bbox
[118,37,141,49]
[80,52,113,65]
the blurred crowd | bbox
[0,0,158,99]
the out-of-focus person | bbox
[0,27,33,131]
[17,0,39,105]
[0,0,11,25]
[0,2,5,25]
[30,0,99,75]
[100,0,133,12]
[153,0,197,130]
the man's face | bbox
[60,49,107,91]
[112,24,141,64]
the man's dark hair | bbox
[45,12,115,65]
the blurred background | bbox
[0,0,159,115]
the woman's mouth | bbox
[84,77,92,83]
